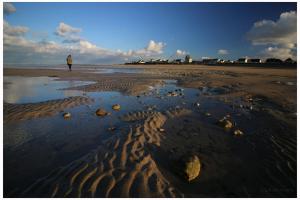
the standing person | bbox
[66,55,72,71]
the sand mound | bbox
[120,108,191,123]
[4,96,94,123]
[20,108,191,197]
[64,79,162,96]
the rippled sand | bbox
[4,96,93,122]
[3,65,297,197]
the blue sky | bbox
[3,2,297,65]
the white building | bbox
[237,58,248,63]
[248,58,262,63]
[185,55,193,63]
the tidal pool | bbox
[3,75,296,197]
[4,76,94,104]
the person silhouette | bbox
[66,55,72,71]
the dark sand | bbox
[3,65,297,197]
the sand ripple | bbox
[4,96,94,123]
[64,79,163,95]
[20,108,190,197]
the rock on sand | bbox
[112,104,121,110]
[63,112,71,119]
[218,117,233,129]
[96,108,109,116]
[174,154,201,182]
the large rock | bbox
[174,154,201,182]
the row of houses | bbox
[194,57,296,65]
[126,55,296,65]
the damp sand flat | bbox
[3,65,296,197]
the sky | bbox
[3,2,297,65]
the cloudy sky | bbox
[3,2,297,65]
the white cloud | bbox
[4,20,28,36]
[55,22,83,44]
[132,40,166,57]
[261,46,296,60]
[176,49,187,56]
[4,21,167,64]
[55,22,81,37]
[247,11,296,46]
[145,40,165,53]
[218,49,229,55]
[247,11,297,60]
[4,2,16,15]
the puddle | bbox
[4,76,94,104]
[3,75,296,197]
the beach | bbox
[3,65,297,197]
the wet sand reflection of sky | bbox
[3,76,94,104]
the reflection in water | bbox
[3,76,296,197]
[3,76,94,104]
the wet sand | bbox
[4,96,93,122]
[3,65,297,197]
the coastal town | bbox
[126,55,297,66]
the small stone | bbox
[158,128,165,132]
[218,117,233,129]
[234,129,244,136]
[108,127,116,131]
[172,92,178,97]
[112,104,121,110]
[96,108,108,116]
[167,91,178,97]
[205,112,211,116]
[63,112,71,119]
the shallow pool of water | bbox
[4,76,94,104]
[3,75,296,197]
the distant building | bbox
[265,58,283,63]
[248,58,262,63]
[202,58,219,65]
[285,58,296,64]
[224,60,234,64]
[137,60,145,64]
[218,59,225,64]
[185,55,193,63]
[237,58,248,63]
[192,60,202,64]
[171,59,182,64]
